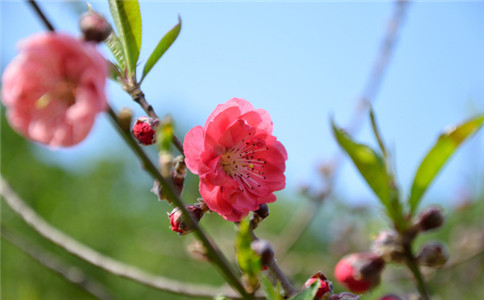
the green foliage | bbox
[141,16,182,83]
[331,120,405,229]
[260,274,283,300]
[408,114,484,215]
[156,117,174,153]
[108,0,142,76]
[235,219,261,291]
[104,31,126,72]
[289,279,320,300]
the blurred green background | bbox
[2,107,483,299]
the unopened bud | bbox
[171,155,186,195]
[132,117,160,145]
[416,241,449,267]
[159,152,173,178]
[168,205,204,236]
[79,10,112,43]
[415,206,445,232]
[250,239,274,267]
[187,241,209,261]
[334,252,385,294]
[303,271,334,300]
[117,107,133,132]
[371,230,404,263]
[329,292,361,300]
[250,204,270,229]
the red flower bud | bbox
[168,205,204,235]
[132,117,160,145]
[79,11,112,43]
[334,253,385,294]
[303,272,334,300]
[415,206,445,232]
[416,241,449,267]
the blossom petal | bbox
[183,125,204,174]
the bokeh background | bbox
[1,1,483,299]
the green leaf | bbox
[235,219,261,291]
[409,114,484,215]
[107,60,123,84]
[332,120,391,204]
[289,280,320,300]
[141,16,181,83]
[104,32,126,72]
[108,0,142,76]
[331,120,405,228]
[260,275,283,300]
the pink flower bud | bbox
[334,253,385,294]
[303,272,334,300]
[416,241,449,267]
[415,206,445,232]
[168,205,204,235]
[132,117,160,145]
[79,11,112,43]
[371,230,404,263]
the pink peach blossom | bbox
[183,98,287,222]
[1,33,107,147]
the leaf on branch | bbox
[235,219,261,292]
[331,119,405,228]
[141,16,182,83]
[408,114,484,215]
[289,279,320,300]
[108,0,142,76]
[104,31,126,72]
[260,274,283,300]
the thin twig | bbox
[0,176,250,299]
[274,0,410,259]
[402,243,431,300]
[1,226,116,300]
[27,0,55,32]
[107,106,252,299]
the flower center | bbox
[36,79,77,109]
[220,132,269,191]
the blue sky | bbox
[1,1,483,208]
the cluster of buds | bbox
[168,199,209,235]
[132,116,160,145]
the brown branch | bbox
[0,176,251,299]
[1,226,116,300]
[274,0,410,259]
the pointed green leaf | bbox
[409,114,484,215]
[331,120,406,228]
[104,32,126,71]
[260,275,283,300]
[332,120,391,204]
[107,60,123,84]
[141,16,181,83]
[108,0,142,75]
[289,280,320,300]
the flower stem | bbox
[107,107,252,300]
[402,243,431,300]
[27,0,55,32]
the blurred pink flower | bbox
[1,33,107,147]
[184,98,287,221]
